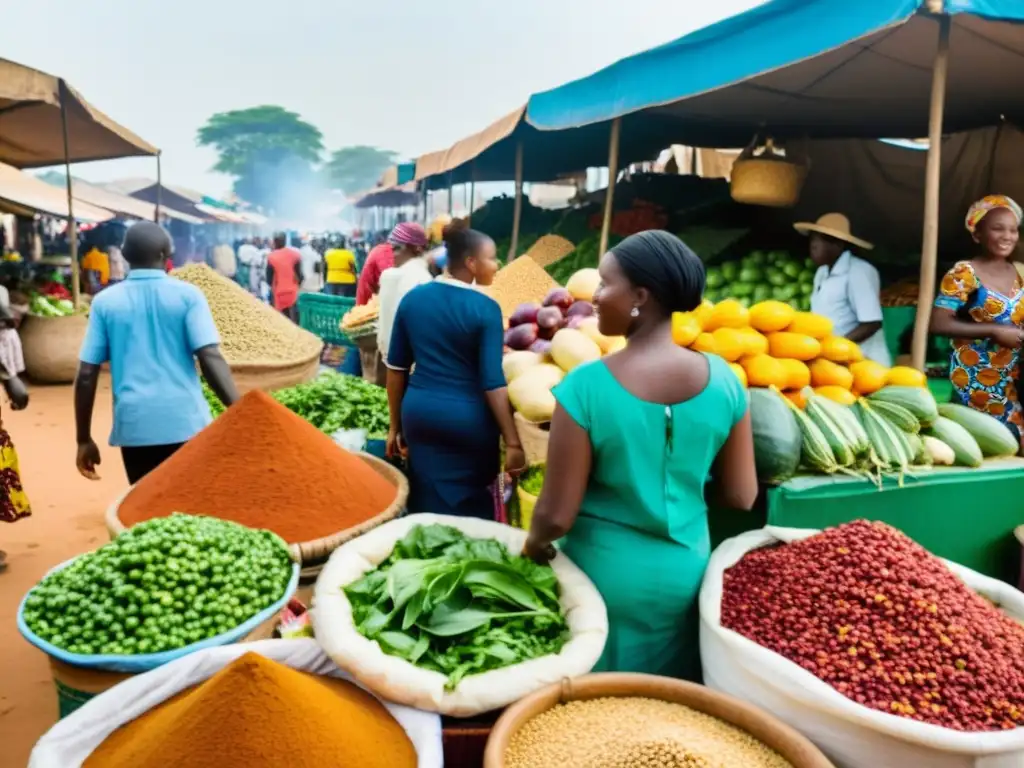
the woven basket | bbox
[20,312,89,383]
[483,673,835,768]
[49,657,136,720]
[730,137,808,209]
[514,412,549,465]
[229,348,323,395]
[105,451,409,566]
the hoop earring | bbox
[630,307,640,318]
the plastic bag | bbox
[30,638,442,768]
[313,513,608,716]
[17,557,299,673]
[332,427,368,453]
[700,526,1024,768]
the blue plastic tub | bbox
[17,558,300,674]
[365,438,387,460]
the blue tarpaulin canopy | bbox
[526,0,1024,146]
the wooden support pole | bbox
[447,172,454,216]
[58,79,79,308]
[599,117,623,256]
[155,152,163,221]
[509,140,524,260]
[467,161,476,225]
[910,13,951,371]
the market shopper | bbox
[931,195,1024,443]
[323,237,358,297]
[356,238,394,305]
[74,221,239,485]
[795,213,891,366]
[378,223,431,365]
[0,359,30,574]
[266,233,303,321]
[523,230,757,680]
[385,222,525,518]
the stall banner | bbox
[30,638,443,768]
[700,526,1024,768]
[313,513,609,716]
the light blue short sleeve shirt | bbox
[79,270,220,447]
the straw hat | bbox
[794,213,874,250]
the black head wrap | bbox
[610,230,705,314]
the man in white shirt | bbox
[377,238,432,364]
[236,238,262,296]
[795,213,891,366]
[298,238,323,293]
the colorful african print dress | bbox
[934,261,1024,435]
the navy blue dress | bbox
[387,278,506,518]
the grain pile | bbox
[486,256,558,320]
[171,263,322,364]
[506,697,794,768]
[524,235,576,268]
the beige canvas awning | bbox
[415,106,526,180]
[0,58,158,168]
[0,163,112,221]
[68,178,203,224]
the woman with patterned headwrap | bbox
[931,195,1024,443]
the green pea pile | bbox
[22,514,293,657]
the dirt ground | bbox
[0,378,126,766]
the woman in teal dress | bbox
[524,230,758,680]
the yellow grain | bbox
[485,257,559,320]
[524,235,576,268]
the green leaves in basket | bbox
[344,524,568,689]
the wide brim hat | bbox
[794,213,874,250]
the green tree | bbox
[325,146,399,194]
[196,106,324,215]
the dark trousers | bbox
[324,283,356,298]
[122,443,185,485]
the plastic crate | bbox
[297,293,355,347]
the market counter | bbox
[763,458,1024,584]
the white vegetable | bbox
[551,328,602,372]
[502,351,543,384]
[576,317,613,354]
[566,268,601,302]
[921,435,955,466]
[508,364,565,423]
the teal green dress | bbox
[554,354,747,680]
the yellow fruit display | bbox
[767,332,822,362]
[671,312,702,347]
[691,333,718,355]
[741,354,788,389]
[735,328,769,357]
[711,328,745,362]
[814,385,858,406]
[704,299,749,332]
[850,360,889,395]
[693,299,714,329]
[887,365,927,388]
[808,358,855,390]
[786,311,833,340]
[778,358,811,391]
[748,300,795,333]
[818,336,860,364]
[728,363,748,388]
[783,389,807,409]
[605,336,627,354]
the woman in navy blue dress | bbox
[385,223,525,518]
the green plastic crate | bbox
[297,293,355,347]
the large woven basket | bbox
[105,451,408,566]
[229,347,323,395]
[21,312,89,383]
[730,137,808,208]
[484,673,835,768]
[514,412,549,465]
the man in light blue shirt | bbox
[74,222,238,484]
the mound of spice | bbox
[118,390,397,543]
[721,520,1024,731]
[506,697,793,768]
[485,256,559,321]
[84,652,417,768]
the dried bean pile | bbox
[721,520,1024,731]
[505,697,793,768]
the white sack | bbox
[700,526,1024,768]
[313,513,608,716]
[30,638,442,768]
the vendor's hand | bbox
[76,440,102,480]
[992,326,1024,349]
[5,378,28,411]
[386,428,407,459]
[505,445,527,478]
[523,535,557,565]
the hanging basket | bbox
[730,137,809,208]
[21,313,89,383]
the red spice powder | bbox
[118,390,397,543]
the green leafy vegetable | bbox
[344,524,568,688]
[519,464,545,496]
[202,371,390,438]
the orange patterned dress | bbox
[934,261,1024,436]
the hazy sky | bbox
[6,0,762,197]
